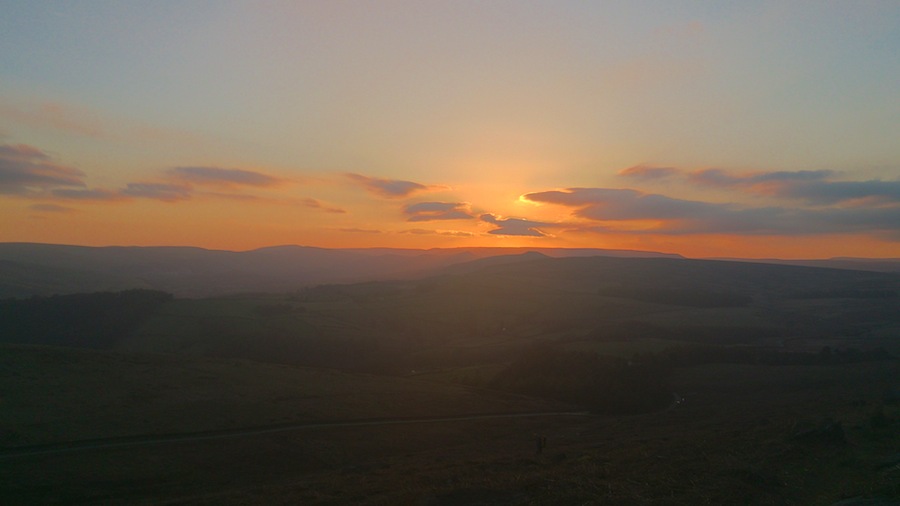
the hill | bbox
[2,255,899,504]
[711,256,900,273]
[0,344,562,449]
[0,243,679,298]
[63,256,891,375]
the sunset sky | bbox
[1,1,898,258]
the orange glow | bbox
[1,4,897,259]
[5,191,899,258]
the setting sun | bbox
[2,4,900,503]
[1,2,898,258]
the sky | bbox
[1,1,898,258]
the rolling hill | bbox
[3,253,899,505]
[5,254,894,374]
[0,243,680,298]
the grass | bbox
[0,344,561,448]
[2,347,898,505]
[562,337,686,357]
[4,257,900,504]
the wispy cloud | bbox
[619,165,836,187]
[53,184,192,203]
[3,151,309,205]
[686,168,834,188]
[774,180,900,205]
[51,188,125,201]
[401,228,475,237]
[0,143,86,195]
[301,197,346,214]
[403,201,473,221]
[617,165,681,179]
[190,192,346,213]
[29,203,76,213]
[200,191,266,202]
[480,214,549,237]
[121,182,193,202]
[168,166,286,188]
[346,173,443,198]
[339,227,382,234]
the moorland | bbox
[2,244,899,505]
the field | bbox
[111,257,900,372]
[2,347,898,505]
[2,256,900,504]
[0,345,561,448]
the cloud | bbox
[29,203,76,213]
[0,143,86,195]
[0,143,51,161]
[191,193,347,212]
[618,165,900,206]
[121,183,193,202]
[403,201,474,221]
[0,143,346,211]
[201,192,266,202]
[523,187,770,234]
[617,165,681,179]
[0,142,204,203]
[33,166,319,206]
[401,228,475,237]
[346,173,440,198]
[480,214,549,237]
[52,184,193,203]
[169,166,285,188]
[522,187,900,237]
[301,197,346,214]
[776,180,900,205]
[687,169,900,205]
[525,188,720,222]
[688,168,833,189]
[339,227,382,234]
[51,188,125,201]
[618,165,836,189]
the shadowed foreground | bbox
[2,351,897,505]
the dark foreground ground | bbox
[3,360,899,505]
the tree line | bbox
[0,290,172,349]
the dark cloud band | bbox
[169,166,284,187]
[404,201,474,221]
[0,143,85,195]
[346,173,437,198]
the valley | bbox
[2,250,899,504]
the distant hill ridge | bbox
[710,257,900,273]
[1,242,897,298]
[0,242,677,298]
